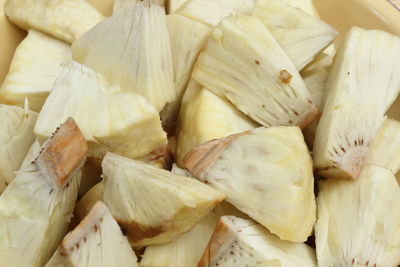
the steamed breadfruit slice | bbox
[316,165,400,266]
[313,27,400,179]
[192,15,319,128]
[4,0,104,43]
[74,182,104,224]
[253,0,337,70]
[0,103,37,193]
[176,0,254,27]
[34,61,167,161]
[176,80,258,166]
[46,201,138,267]
[160,14,211,127]
[72,0,175,112]
[0,118,88,267]
[102,152,225,247]
[199,216,317,267]
[0,30,72,112]
[183,127,316,242]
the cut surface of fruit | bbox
[364,119,400,174]
[113,0,138,12]
[0,103,37,193]
[183,127,316,242]
[199,216,317,267]
[160,14,211,127]
[0,118,87,267]
[4,0,104,44]
[102,152,224,247]
[74,181,103,224]
[316,165,400,266]
[176,0,254,27]
[140,202,244,267]
[167,0,188,13]
[0,30,72,112]
[313,27,400,179]
[34,61,167,161]
[253,0,337,70]
[72,0,175,112]
[46,201,138,267]
[176,80,258,166]
[282,0,319,17]
[192,15,319,128]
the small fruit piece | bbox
[4,0,104,44]
[192,15,319,128]
[0,30,72,112]
[0,118,87,267]
[46,202,138,267]
[364,119,400,173]
[183,127,316,242]
[313,27,400,179]
[316,165,400,266]
[176,0,254,27]
[176,80,258,165]
[72,0,175,112]
[102,152,224,247]
[199,216,317,267]
[74,182,104,224]
[34,61,167,161]
[253,0,337,70]
[0,103,37,192]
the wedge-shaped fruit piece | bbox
[102,152,224,247]
[34,61,167,161]
[0,30,72,112]
[193,15,319,128]
[74,182,104,224]
[176,80,258,165]
[167,0,188,13]
[313,27,400,179]
[0,118,87,267]
[316,165,400,266]
[113,0,137,12]
[253,0,337,70]
[72,0,175,112]
[141,202,245,267]
[4,0,104,44]
[46,201,138,267]
[364,119,400,173]
[282,0,319,17]
[183,127,316,242]
[199,216,317,267]
[0,103,37,193]
[161,14,211,127]
[176,0,253,27]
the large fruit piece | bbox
[4,0,104,43]
[34,61,167,161]
[0,103,37,192]
[46,202,138,267]
[313,27,400,179]
[192,15,319,128]
[102,152,225,247]
[316,165,400,266]
[176,80,258,165]
[72,0,175,112]
[0,30,72,112]
[183,127,316,242]
[0,118,87,267]
[253,0,337,70]
[199,216,317,267]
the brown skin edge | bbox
[35,117,88,188]
[118,219,165,246]
[298,106,321,129]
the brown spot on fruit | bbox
[279,70,293,84]
[117,219,165,244]
[255,60,260,65]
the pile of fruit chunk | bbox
[1,0,400,266]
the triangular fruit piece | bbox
[0,118,87,267]
[46,201,138,267]
[183,127,316,242]
[102,152,224,247]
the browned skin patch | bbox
[198,218,231,267]
[279,70,293,84]
[117,219,164,245]
[35,117,88,188]
[183,131,252,178]
[297,106,321,129]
